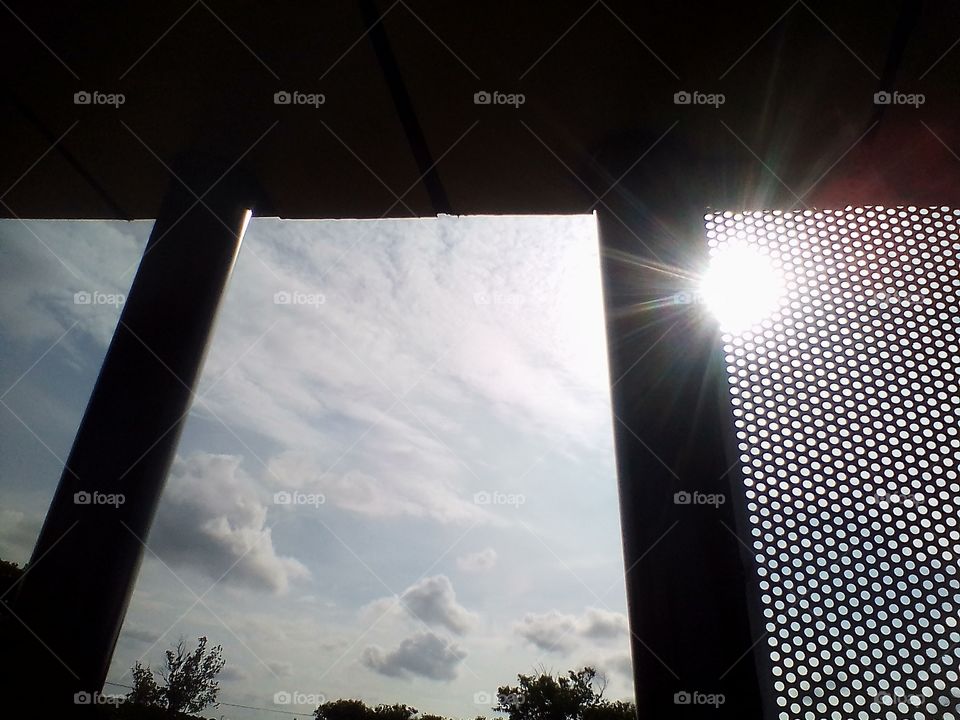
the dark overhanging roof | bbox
[2,1,960,221]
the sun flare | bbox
[699,241,786,332]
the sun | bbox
[699,241,786,332]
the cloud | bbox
[456,547,497,573]
[579,608,629,640]
[150,453,309,594]
[605,654,634,681]
[195,216,610,489]
[400,576,476,635]
[366,575,476,635]
[362,632,466,681]
[120,627,160,645]
[267,660,293,677]
[0,508,41,563]
[267,452,487,525]
[516,608,628,652]
[575,654,634,699]
[515,610,579,652]
[0,220,148,350]
[0,217,610,539]
[220,665,251,683]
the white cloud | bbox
[579,608,629,640]
[220,665,252,683]
[267,452,487,525]
[0,508,41,563]
[366,575,476,635]
[0,216,611,533]
[515,607,628,652]
[362,631,467,681]
[197,216,609,465]
[515,610,579,653]
[150,453,309,594]
[605,654,634,681]
[267,660,294,677]
[399,575,477,635]
[456,547,497,573]
[0,220,148,350]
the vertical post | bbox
[0,156,256,708]
[597,206,764,718]
[585,113,774,719]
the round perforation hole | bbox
[708,207,960,720]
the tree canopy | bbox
[494,667,633,720]
[127,636,225,717]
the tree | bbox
[316,699,375,720]
[128,661,163,708]
[372,704,419,720]
[0,558,22,590]
[495,667,634,720]
[315,700,420,720]
[0,558,23,620]
[583,700,636,720]
[127,635,225,716]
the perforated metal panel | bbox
[708,208,960,719]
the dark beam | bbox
[0,155,257,709]
[594,130,768,718]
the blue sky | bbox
[0,214,632,717]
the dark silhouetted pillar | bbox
[0,156,257,710]
[593,130,772,718]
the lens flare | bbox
[699,241,785,332]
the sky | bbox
[0,214,633,717]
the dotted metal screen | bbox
[708,208,960,719]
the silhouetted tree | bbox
[496,667,634,720]
[0,558,21,588]
[0,558,23,620]
[583,700,636,720]
[128,661,163,707]
[316,698,374,720]
[127,635,225,716]
[315,699,421,720]
[373,703,419,720]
